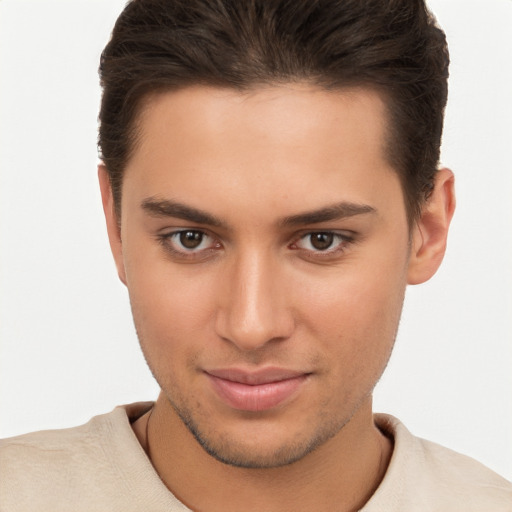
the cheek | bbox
[297,254,407,376]
[124,252,219,364]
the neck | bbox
[133,394,392,512]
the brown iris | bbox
[310,232,334,250]
[179,230,203,249]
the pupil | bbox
[180,231,203,249]
[311,232,333,250]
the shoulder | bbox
[364,414,512,512]
[0,405,129,469]
[0,402,160,512]
[1,413,102,476]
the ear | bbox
[407,167,456,285]
[98,165,127,285]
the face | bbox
[110,85,414,468]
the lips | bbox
[205,368,309,412]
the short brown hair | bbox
[98,0,449,222]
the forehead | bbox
[122,84,403,224]
[133,84,389,162]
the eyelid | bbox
[156,227,356,262]
[290,230,356,256]
[157,228,222,259]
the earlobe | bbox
[407,167,456,285]
[98,165,127,285]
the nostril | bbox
[214,304,295,351]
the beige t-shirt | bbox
[1,402,511,511]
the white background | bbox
[1,0,511,480]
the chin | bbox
[170,395,346,469]
[190,430,328,469]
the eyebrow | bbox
[141,197,377,229]
[142,198,226,227]
[279,202,377,227]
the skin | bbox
[99,85,455,511]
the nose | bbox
[215,249,295,351]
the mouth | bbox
[204,367,310,412]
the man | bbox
[1,0,511,510]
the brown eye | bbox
[309,232,334,251]
[158,229,220,259]
[179,230,204,249]
[293,231,351,255]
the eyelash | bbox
[156,229,355,261]
[157,230,221,260]
[290,231,354,259]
